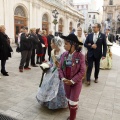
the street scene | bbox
[0,44,120,120]
[0,0,120,120]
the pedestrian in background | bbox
[41,30,48,62]
[47,31,54,61]
[105,28,114,43]
[36,28,44,64]
[19,27,33,72]
[70,28,75,34]
[0,25,13,76]
[30,28,39,67]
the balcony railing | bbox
[44,0,65,9]
[43,0,75,10]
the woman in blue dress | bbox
[36,37,68,109]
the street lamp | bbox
[52,9,59,34]
[77,19,81,28]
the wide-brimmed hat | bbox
[60,34,83,45]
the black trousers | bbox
[42,48,46,61]
[1,60,6,72]
[48,46,52,61]
[86,56,100,81]
[31,49,36,65]
[36,56,42,64]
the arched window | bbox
[42,14,49,35]
[109,0,113,5]
[14,6,26,17]
[58,18,63,32]
[42,14,48,22]
[14,6,27,41]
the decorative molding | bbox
[22,0,30,3]
[32,3,40,9]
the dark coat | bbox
[107,33,114,43]
[47,34,54,56]
[20,33,33,51]
[36,34,44,55]
[84,32,107,59]
[0,32,12,60]
[30,33,39,49]
[116,35,119,41]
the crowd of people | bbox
[17,27,54,72]
[0,23,115,120]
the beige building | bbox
[102,0,120,34]
[0,0,84,43]
[73,0,102,32]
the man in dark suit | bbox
[47,31,54,61]
[84,23,107,85]
[105,28,114,43]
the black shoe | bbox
[94,79,98,83]
[36,62,40,64]
[86,81,91,85]
[1,71,8,74]
[31,64,38,67]
[2,72,9,76]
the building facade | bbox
[88,10,100,29]
[102,0,120,34]
[74,3,89,31]
[73,0,102,32]
[0,0,84,42]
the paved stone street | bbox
[0,44,120,120]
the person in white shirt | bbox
[18,28,24,47]
[77,27,86,55]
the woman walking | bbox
[36,37,67,109]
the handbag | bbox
[16,45,21,52]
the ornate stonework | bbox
[102,0,120,33]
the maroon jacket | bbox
[58,51,86,83]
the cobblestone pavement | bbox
[0,44,120,120]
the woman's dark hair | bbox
[36,28,40,34]
[75,44,82,52]
[67,40,82,52]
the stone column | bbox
[0,0,4,25]
[29,0,33,28]
[64,13,69,35]
[4,0,14,42]
[36,4,41,28]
